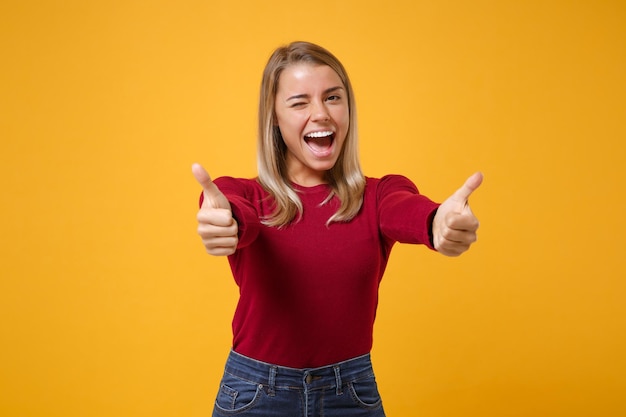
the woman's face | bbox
[274,63,349,186]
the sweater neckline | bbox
[291,182,331,194]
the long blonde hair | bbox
[257,41,365,227]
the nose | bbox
[310,100,330,122]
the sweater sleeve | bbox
[199,176,261,249]
[377,175,440,249]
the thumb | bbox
[191,163,230,210]
[450,172,483,204]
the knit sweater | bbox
[207,174,439,368]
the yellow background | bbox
[2,1,625,416]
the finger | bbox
[436,242,471,257]
[451,172,484,203]
[197,208,235,227]
[197,220,238,239]
[439,227,478,245]
[203,242,238,257]
[191,163,223,201]
[445,210,480,232]
[201,236,239,251]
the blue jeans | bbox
[212,350,386,417]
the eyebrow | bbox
[286,86,345,102]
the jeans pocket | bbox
[347,374,383,408]
[214,373,263,414]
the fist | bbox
[432,172,483,257]
[191,163,238,256]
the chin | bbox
[310,159,338,173]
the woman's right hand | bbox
[191,163,239,256]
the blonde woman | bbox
[192,41,482,417]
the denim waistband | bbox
[223,350,375,395]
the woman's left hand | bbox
[432,172,483,257]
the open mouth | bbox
[304,130,335,156]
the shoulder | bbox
[214,176,258,186]
[365,175,420,196]
[214,176,264,195]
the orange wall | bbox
[1,1,625,416]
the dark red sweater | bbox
[206,175,439,368]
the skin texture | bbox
[191,163,238,256]
[274,63,350,186]
[431,172,483,256]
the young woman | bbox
[192,41,482,417]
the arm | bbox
[377,175,440,248]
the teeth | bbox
[305,131,333,138]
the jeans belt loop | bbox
[268,366,277,396]
[333,365,343,395]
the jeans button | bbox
[305,374,312,384]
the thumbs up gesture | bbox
[191,163,239,256]
[432,172,483,257]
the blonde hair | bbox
[257,41,365,227]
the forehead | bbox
[276,63,344,93]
